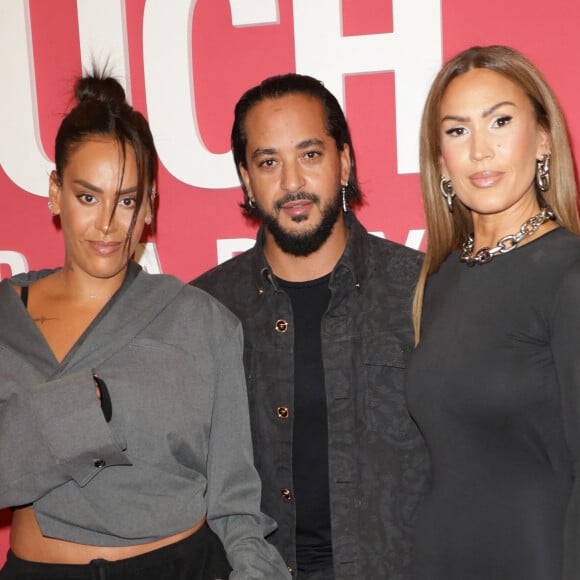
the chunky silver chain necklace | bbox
[459,207,556,266]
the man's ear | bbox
[340,143,351,186]
[239,164,254,203]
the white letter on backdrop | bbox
[143,0,233,189]
[217,238,255,264]
[405,229,425,250]
[0,1,130,196]
[77,0,131,100]
[293,0,442,174]
[229,0,279,26]
[143,0,279,189]
[0,2,52,196]
[0,251,29,278]
[134,242,162,273]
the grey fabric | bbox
[193,213,430,579]
[407,227,580,580]
[0,262,290,579]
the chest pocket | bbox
[363,336,418,445]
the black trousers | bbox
[0,524,232,580]
[298,566,335,579]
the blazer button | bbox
[93,459,106,468]
[276,406,290,419]
[275,319,289,333]
[280,488,293,501]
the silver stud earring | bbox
[439,177,455,213]
[341,184,348,213]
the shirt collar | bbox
[250,212,369,295]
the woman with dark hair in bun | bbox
[0,72,289,579]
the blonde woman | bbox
[407,45,580,580]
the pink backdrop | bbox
[0,0,578,563]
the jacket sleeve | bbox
[550,260,580,580]
[0,366,131,508]
[205,321,290,579]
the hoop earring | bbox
[341,184,348,213]
[439,177,455,213]
[536,153,551,193]
[248,197,256,209]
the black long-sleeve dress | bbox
[407,227,580,580]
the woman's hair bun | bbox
[75,72,127,111]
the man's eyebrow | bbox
[251,147,277,159]
[250,138,326,159]
[296,138,325,149]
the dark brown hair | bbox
[231,73,362,216]
[54,69,157,241]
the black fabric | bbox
[20,285,28,307]
[0,525,231,580]
[407,227,580,580]
[277,274,333,572]
[93,375,112,423]
[297,565,335,580]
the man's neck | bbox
[263,216,349,282]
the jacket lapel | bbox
[54,268,185,377]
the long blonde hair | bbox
[413,45,580,342]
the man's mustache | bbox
[274,192,320,211]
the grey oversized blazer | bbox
[0,262,290,579]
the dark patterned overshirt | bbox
[193,213,430,579]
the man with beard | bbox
[192,74,429,580]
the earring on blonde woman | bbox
[536,153,551,193]
[439,177,455,213]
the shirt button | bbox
[287,565,295,574]
[280,488,293,501]
[93,459,106,468]
[275,319,289,333]
[276,406,290,419]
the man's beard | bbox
[257,190,342,257]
